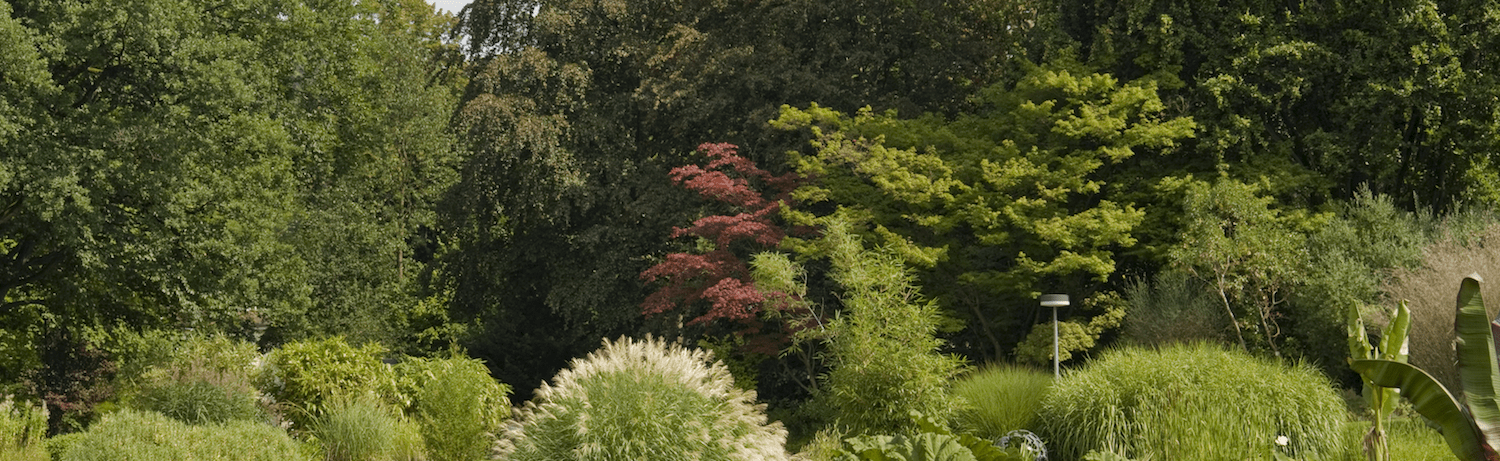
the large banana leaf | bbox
[1383,300,1411,362]
[1455,275,1500,450]
[1352,359,1493,460]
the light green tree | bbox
[771,59,1195,362]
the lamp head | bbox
[1040,294,1070,307]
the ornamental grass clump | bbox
[58,409,311,461]
[951,364,1052,440]
[309,395,425,461]
[1037,342,1347,461]
[498,335,789,461]
[1,396,48,461]
[397,355,510,461]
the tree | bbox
[1166,176,1307,355]
[1047,0,1500,210]
[639,143,802,343]
[444,0,1041,396]
[1,0,464,412]
[771,59,1195,362]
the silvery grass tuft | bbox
[497,335,789,461]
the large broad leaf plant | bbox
[1352,275,1500,460]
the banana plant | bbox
[1351,275,1500,461]
[1346,299,1411,461]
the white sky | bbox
[428,0,470,15]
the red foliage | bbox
[639,143,801,332]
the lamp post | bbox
[1040,294,1070,378]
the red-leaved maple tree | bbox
[639,143,802,338]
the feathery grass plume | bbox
[951,364,1053,440]
[1037,342,1347,461]
[498,335,789,461]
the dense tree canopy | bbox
[5,0,1500,437]
[0,0,461,415]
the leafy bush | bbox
[397,355,510,461]
[257,337,401,430]
[1287,189,1428,385]
[133,373,263,425]
[57,409,311,461]
[1,396,48,461]
[951,364,1052,440]
[498,335,788,461]
[1036,342,1347,460]
[835,412,1037,461]
[811,217,964,436]
[309,395,425,461]
[1120,270,1227,347]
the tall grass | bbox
[498,335,789,461]
[398,355,510,461]
[1386,221,1500,392]
[1,396,48,461]
[132,356,264,425]
[310,395,426,461]
[1036,342,1348,461]
[1121,271,1227,347]
[58,409,311,461]
[951,364,1052,440]
[1338,417,1450,461]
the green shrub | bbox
[58,409,311,461]
[309,395,425,461]
[1036,342,1347,461]
[812,217,964,436]
[498,336,789,461]
[1287,189,1428,386]
[257,337,402,431]
[1120,270,1227,347]
[951,364,1052,440]
[1,396,48,461]
[134,375,263,425]
[396,355,510,461]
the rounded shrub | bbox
[120,334,265,425]
[1036,342,1347,461]
[951,364,1052,440]
[134,375,263,425]
[498,336,789,461]
[398,355,510,461]
[59,409,311,461]
[256,337,401,431]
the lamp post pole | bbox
[1040,294,1070,378]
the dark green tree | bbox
[0,0,463,421]
[1047,0,1500,210]
[445,0,1041,395]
